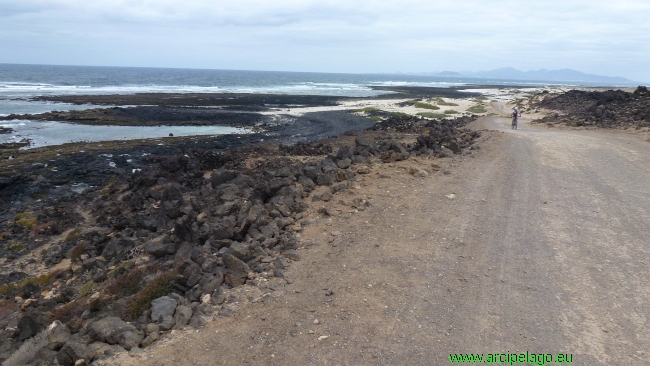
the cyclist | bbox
[511,107,520,130]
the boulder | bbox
[211,217,237,240]
[56,341,90,366]
[173,305,193,328]
[222,253,250,287]
[47,320,71,350]
[336,158,352,169]
[158,315,175,331]
[150,296,177,322]
[201,273,224,294]
[227,242,251,261]
[18,315,41,341]
[87,317,139,348]
[118,329,144,350]
[141,332,159,348]
[144,235,176,257]
[211,170,237,189]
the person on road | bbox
[511,107,520,129]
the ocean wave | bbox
[0,81,390,97]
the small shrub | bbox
[14,212,28,220]
[16,217,37,229]
[52,298,87,323]
[102,178,116,195]
[69,241,88,260]
[389,112,411,118]
[417,112,447,119]
[436,98,459,106]
[9,243,24,251]
[106,266,147,297]
[125,271,177,320]
[0,273,52,296]
[474,96,488,101]
[79,281,97,297]
[369,116,381,122]
[444,110,459,114]
[30,191,49,200]
[355,106,381,113]
[468,105,487,113]
[64,228,82,242]
[29,221,55,237]
[0,302,18,323]
[414,102,440,110]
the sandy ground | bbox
[103,103,650,365]
[261,86,583,121]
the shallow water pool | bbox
[0,119,248,149]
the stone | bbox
[356,166,370,174]
[81,257,98,270]
[222,253,250,287]
[448,141,462,154]
[282,250,300,261]
[201,294,211,304]
[189,311,207,328]
[118,329,144,350]
[201,272,224,294]
[159,315,175,331]
[141,332,159,348]
[173,305,193,328]
[56,341,89,366]
[150,296,177,322]
[20,298,36,311]
[336,158,351,169]
[211,170,237,189]
[47,320,71,350]
[274,256,290,269]
[144,235,176,257]
[211,286,228,305]
[227,242,251,261]
[18,315,41,341]
[87,317,138,346]
[145,323,159,335]
[409,166,429,177]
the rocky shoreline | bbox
[531,86,650,128]
[0,91,482,364]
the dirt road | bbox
[109,113,650,365]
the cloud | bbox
[0,0,649,81]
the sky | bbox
[1,0,649,82]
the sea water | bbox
[0,64,474,147]
[0,119,247,149]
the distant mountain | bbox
[437,71,463,77]
[457,67,637,85]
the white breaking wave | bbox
[0,81,391,97]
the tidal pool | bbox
[0,119,248,149]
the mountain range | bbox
[432,67,637,85]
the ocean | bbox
[0,63,499,115]
[0,63,528,148]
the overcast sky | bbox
[1,0,649,81]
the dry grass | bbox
[125,271,177,320]
[51,298,87,323]
[468,104,487,113]
[105,266,147,297]
[414,102,440,110]
[436,98,459,107]
[16,217,37,229]
[417,112,447,119]
[64,227,82,242]
[0,273,54,296]
[68,241,88,259]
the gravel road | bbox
[107,112,650,365]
